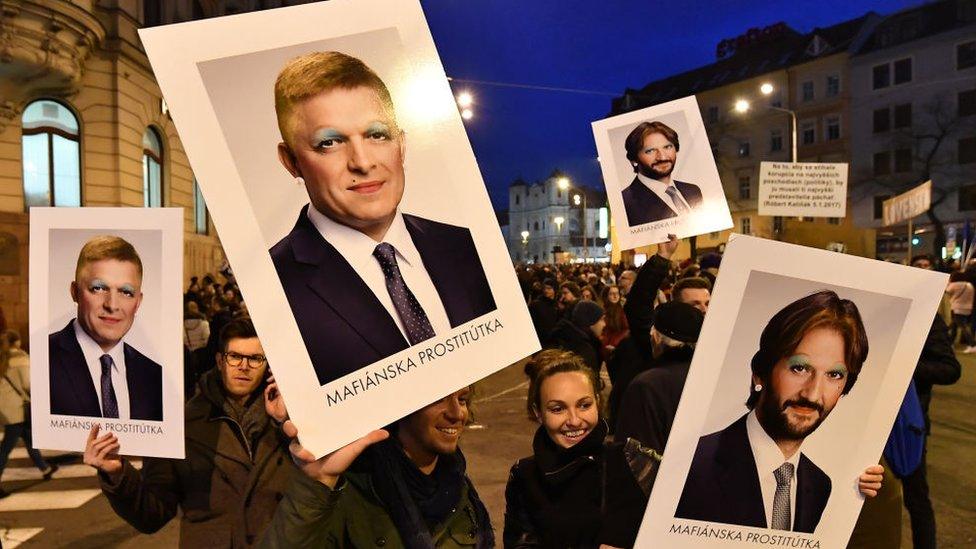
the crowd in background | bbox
[0,243,967,547]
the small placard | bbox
[758,162,848,218]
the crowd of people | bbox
[0,241,965,547]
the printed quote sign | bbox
[758,162,848,217]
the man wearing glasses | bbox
[84,318,294,547]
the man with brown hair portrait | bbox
[49,235,163,421]
[620,121,703,226]
[270,51,495,386]
[675,290,869,533]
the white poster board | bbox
[30,208,184,458]
[883,180,932,226]
[592,96,733,250]
[758,162,848,218]
[139,0,538,457]
[637,234,946,548]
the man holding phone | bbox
[83,318,293,547]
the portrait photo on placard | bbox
[139,0,537,456]
[30,208,184,458]
[635,235,947,548]
[592,95,732,250]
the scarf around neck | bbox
[362,438,493,548]
[533,418,609,485]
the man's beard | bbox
[640,160,674,179]
[757,394,829,441]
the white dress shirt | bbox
[307,205,451,340]
[636,173,692,214]
[746,410,800,530]
[74,319,130,420]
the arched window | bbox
[143,128,163,207]
[193,179,208,235]
[22,100,81,209]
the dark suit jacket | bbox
[620,178,703,226]
[49,321,163,421]
[674,414,831,533]
[270,206,496,385]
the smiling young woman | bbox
[503,349,660,548]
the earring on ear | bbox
[754,384,763,392]
[295,176,305,186]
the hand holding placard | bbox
[83,424,124,482]
[265,376,389,488]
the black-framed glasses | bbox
[223,352,267,368]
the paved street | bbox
[2,353,973,547]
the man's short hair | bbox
[672,277,711,300]
[75,235,143,281]
[2,329,20,347]
[747,290,868,408]
[559,282,581,298]
[274,51,397,147]
[910,254,933,267]
[218,317,258,354]
[624,121,680,172]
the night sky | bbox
[421,0,921,211]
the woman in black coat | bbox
[504,349,659,548]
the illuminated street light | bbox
[573,194,581,206]
[735,84,797,163]
[520,230,529,244]
[460,108,473,120]
[554,216,564,231]
[557,177,569,190]
[457,91,473,108]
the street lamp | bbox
[738,83,798,163]
[520,229,529,244]
[520,229,529,260]
[554,216,564,232]
[556,176,588,261]
[456,91,474,121]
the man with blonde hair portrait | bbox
[49,235,162,420]
[270,51,495,386]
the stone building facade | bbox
[0,0,249,342]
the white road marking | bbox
[2,464,94,481]
[0,489,101,512]
[0,527,44,548]
[1,460,141,481]
[476,381,529,403]
[8,448,69,460]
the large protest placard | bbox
[592,96,733,249]
[758,162,848,217]
[636,234,946,548]
[30,208,184,458]
[883,180,932,226]
[139,0,538,456]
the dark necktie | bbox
[372,243,436,345]
[99,354,120,418]
[771,462,795,530]
[665,186,690,214]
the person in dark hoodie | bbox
[528,280,560,346]
[84,318,292,548]
[504,349,659,548]
[613,301,703,450]
[606,235,680,425]
[547,300,605,371]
